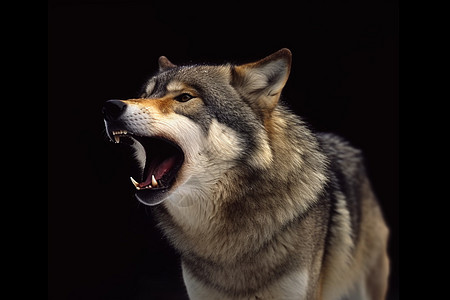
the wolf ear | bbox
[158,56,177,71]
[232,48,292,112]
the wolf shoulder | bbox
[316,132,367,179]
[315,132,371,223]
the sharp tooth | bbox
[130,177,141,190]
[114,135,120,143]
[151,175,158,188]
[130,176,139,186]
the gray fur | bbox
[104,49,390,299]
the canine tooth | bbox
[114,135,120,143]
[130,176,139,187]
[151,175,158,188]
[130,177,141,190]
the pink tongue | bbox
[138,156,177,187]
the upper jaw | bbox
[110,129,131,144]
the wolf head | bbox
[103,49,292,206]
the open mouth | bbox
[111,130,184,205]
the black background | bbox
[49,0,398,299]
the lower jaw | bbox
[135,187,171,206]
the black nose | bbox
[102,100,127,121]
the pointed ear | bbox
[232,48,292,111]
[158,56,177,71]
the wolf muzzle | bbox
[102,98,186,206]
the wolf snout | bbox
[102,99,127,121]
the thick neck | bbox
[158,106,329,261]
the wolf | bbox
[102,48,390,300]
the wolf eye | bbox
[174,93,194,102]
